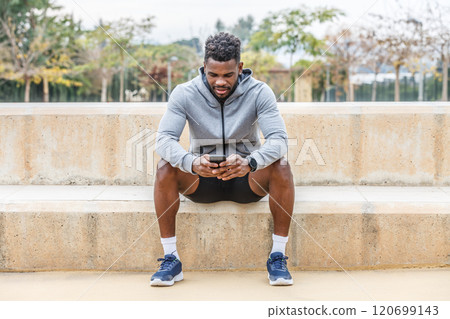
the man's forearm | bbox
[249,133,288,170]
[155,133,197,174]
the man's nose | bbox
[216,77,226,86]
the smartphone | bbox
[209,154,226,164]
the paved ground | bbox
[0,268,448,301]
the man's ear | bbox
[238,62,243,75]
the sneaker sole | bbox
[268,274,293,286]
[150,272,184,287]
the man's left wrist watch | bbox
[247,156,257,172]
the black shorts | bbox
[184,173,266,204]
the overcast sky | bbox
[57,0,445,43]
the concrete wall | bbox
[0,102,449,186]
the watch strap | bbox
[247,156,257,172]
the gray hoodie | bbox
[155,67,288,174]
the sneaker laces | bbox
[157,256,176,270]
[271,255,288,270]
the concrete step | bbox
[0,268,448,300]
[1,102,450,186]
[0,186,449,271]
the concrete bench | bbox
[1,185,448,271]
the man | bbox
[151,32,295,286]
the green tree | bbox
[294,59,328,102]
[215,19,226,33]
[175,37,202,55]
[250,6,343,68]
[0,35,13,85]
[249,6,343,101]
[241,50,287,98]
[0,0,62,102]
[231,15,254,45]
[75,25,120,102]
[241,50,280,82]
[108,16,154,102]
[134,43,200,101]
[39,13,82,102]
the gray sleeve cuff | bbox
[182,153,198,175]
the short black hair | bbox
[204,32,241,63]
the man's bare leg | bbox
[248,158,295,236]
[154,159,199,238]
[248,158,295,286]
[150,160,199,286]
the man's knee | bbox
[270,158,293,184]
[155,159,177,182]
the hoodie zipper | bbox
[220,101,226,155]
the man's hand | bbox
[214,154,251,181]
[192,154,222,177]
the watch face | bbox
[249,157,257,171]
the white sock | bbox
[271,234,288,255]
[161,236,179,259]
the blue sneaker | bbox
[267,252,293,286]
[150,254,183,286]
